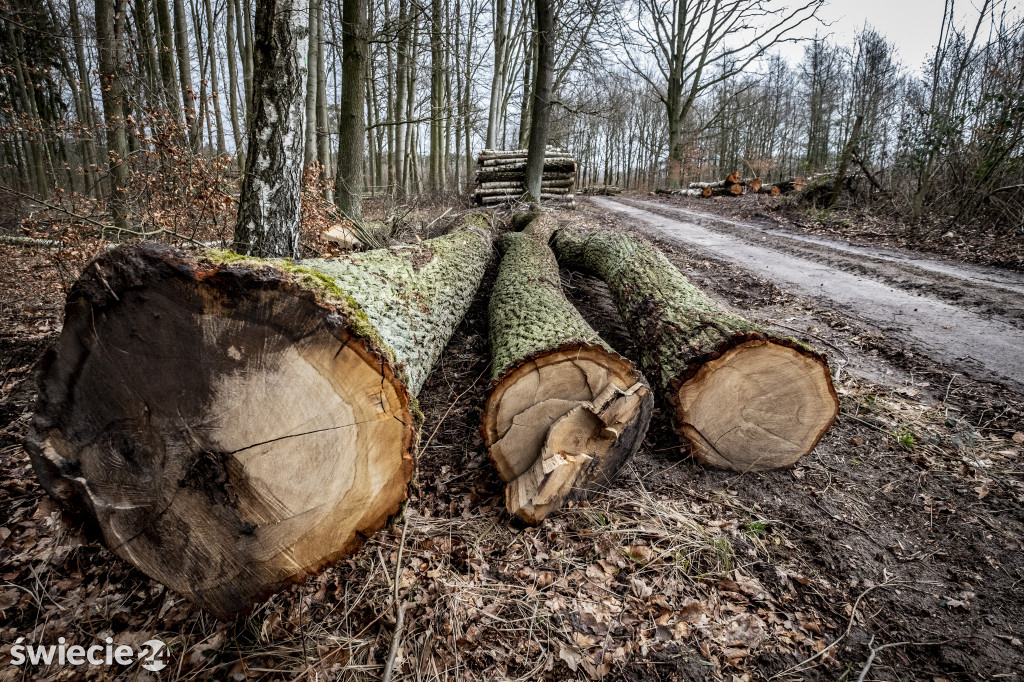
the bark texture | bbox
[552,223,838,473]
[234,0,309,258]
[334,0,367,220]
[27,218,493,617]
[483,213,652,523]
[523,0,554,202]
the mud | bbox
[594,197,1024,392]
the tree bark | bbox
[552,223,838,472]
[27,218,493,618]
[315,2,330,197]
[303,0,319,167]
[483,213,652,523]
[429,0,443,191]
[522,0,554,204]
[172,0,200,147]
[234,0,309,258]
[226,0,245,169]
[335,0,367,220]
[203,0,227,155]
[68,0,100,195]
[153,0,183,125]
[94,0,131,228]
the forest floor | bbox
[0,199,1023,681]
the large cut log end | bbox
[483,345,653,524]
[673,337,838,472]
[26,244,416,618]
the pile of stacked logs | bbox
[475,148,577,208]
[661,172,807,198]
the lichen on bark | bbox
[488,214,607,380]
[551,224,764,392]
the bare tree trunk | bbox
[68,0,101,195]
[154,0,183,125]
[393,0,409,195]
[240,0,255,115]
[335,0,367,220]
[173,0,200,147]
[523,0,553,202]
[234,0,309,257]
[226,0,246,169]
[316,1,331,197]
[485,0,506,149]
[517,15,533,149]
[304,0,319,166]
[203,0,227,154]
[429,0,443,191]
[94,0,131,227]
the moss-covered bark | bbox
[484,213,653,523]
[26,215,493,618]
[488,215,605,380]
[552,224,764,393]
[305,215,493,395]
[552,223,838,473]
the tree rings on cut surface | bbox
[673,336,838,472]
[26,244,415,618]
[552,223,839,473]
[483,345,651,524]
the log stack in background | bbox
[475,148,577,208]
[671,174,803,197]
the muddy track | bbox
[594,196,1024,393]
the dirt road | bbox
[593,196,1024,392]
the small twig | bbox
[0,184,208,247]
[0,234,64,248]
[856,635,909,682]
[421,206,453,234]
[381,515,411,682]
[381,601,409,682]
[771,580,898,679]
[1,184,115,231]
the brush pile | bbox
[474,148,577,208]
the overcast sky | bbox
[777,0,1023,73]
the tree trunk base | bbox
[483,344,652,524]
[27,244,417,618]
[672,336,838,472]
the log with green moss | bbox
[26,216,493,618]
[552,223,838,473]
[482,213,653,524]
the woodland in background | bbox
[0,0,1022,242]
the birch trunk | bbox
[234,0,309,257]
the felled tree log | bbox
[582,185,623,196]
[552,224,838,473]
[708,183,744,196]
[743,178,763,193]
[26,217,494,618]
[479,193,575,205]
[482,213,653,524]
[477,170,575,183]
[774,177,806,193]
